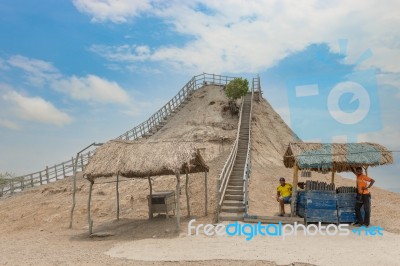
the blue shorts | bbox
[283,196,291,204]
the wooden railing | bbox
[0,151,94,196]
[0,73,237,197]
[217,97,244,211]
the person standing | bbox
[276,177,292,216]
[352,167,375,226]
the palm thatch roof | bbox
[283,142,393,172]
[84,140,209,181]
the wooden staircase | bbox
[218,93,252,221]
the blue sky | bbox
[0,0,399,192]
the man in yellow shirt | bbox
[276,177,292,216]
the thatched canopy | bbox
[283,142,393,172]
[84,140,209,181]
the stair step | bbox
[222,200,244,207]
[225,190,243,195]
[219,212,244,221]
[229,179,244,183]
[224,194,244,201]
[227,185,243,190]
[229,183,243,188]
[221,206,245,213]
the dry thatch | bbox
[283,142,393,172]
[84,140,208,181]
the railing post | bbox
[46,166,49,184]
[71,157,75,174]
[30,174,34,187]
[39,172,43,185]
[55,164,58,180]
[62,163,66,178]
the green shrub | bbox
[225,78,249,100]
[0,172,15,186]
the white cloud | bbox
[3,55,131,105]
[7,55,61,86]
[52,75,130,104]
[3,91,72,126]
[84,0,400,75]
[0,118,20,130]
[358,126,400,151]
[90,44,151,62]
[73,0,152,23]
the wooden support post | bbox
[363,166,369,176]
[39,172,43,185]
[175,172,181,233]
[204,171,208,216]
[116,174,120,220]
[331,170,335,184]
[46,166,49,184]
[69,154,80,229]
[148,176,153,219]
[185,169,190,217]
[88,180,94,235]
[291,163,299,216]
[62,163,66,178]
[30,174,33,187]
[71,157,75,173]
[55,165,58,180]
[80,154,84,171]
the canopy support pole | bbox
[185,169,190,217]
[204,170,208,216]
[291,163,298,217]
[175,172,181,233]
[69,142,103,229]
[363,165,369,176]
[88,180,94,235]
[331,166,335,184]
[148,176,153,219]
[116,174,120,220]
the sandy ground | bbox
[1,85,399,265]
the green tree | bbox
[225,78,249,100]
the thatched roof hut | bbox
[283,142,393,216]
[84,140,209,180]
[283,142,393,172]
[80,139,209,235]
